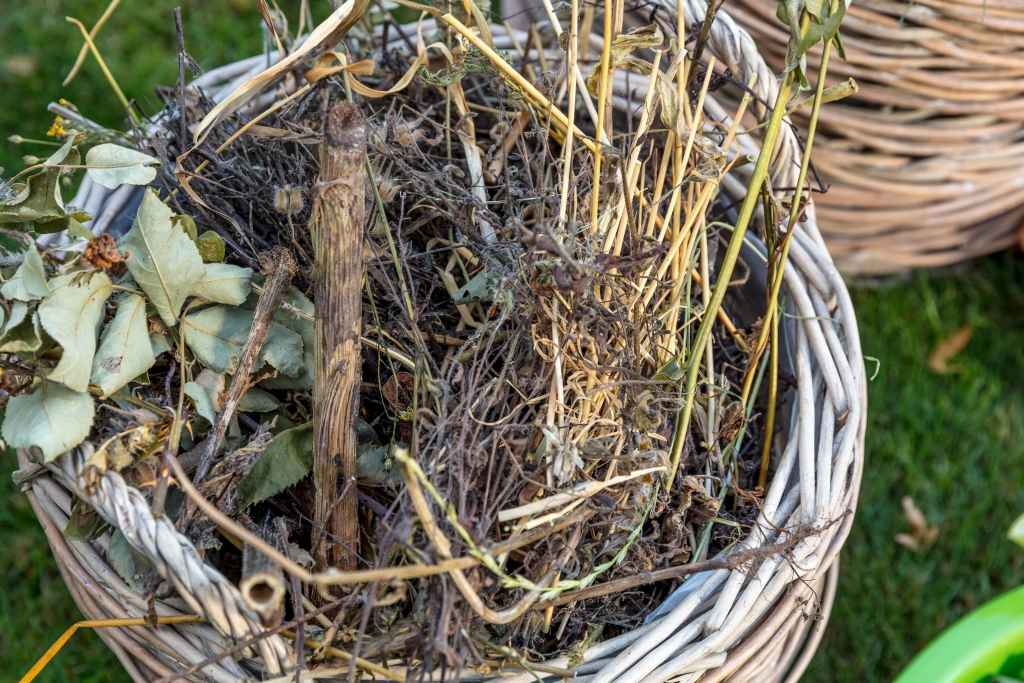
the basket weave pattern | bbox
[731,0,1024,275]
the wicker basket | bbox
[16,3,866,681]
[725,0,1024,275]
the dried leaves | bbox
[895,496,939,551]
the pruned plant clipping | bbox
[3,0,863,681]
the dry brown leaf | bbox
[894,495,938,551]
[254,0,285,56]
[192,0,368,147]
[927,324,973,373]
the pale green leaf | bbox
[190,263,252,305]
[183,306,251,373]
[237,387,280,412]
[195,231,225,263]
[0,309,43,354]
[91,294,156,398]
[1010,512,1024,548]
[121,191,205,326]
[21,248,50,298]
[171,214,198,241]
[108,528,152,592]
[0,168,63,225]
[67,216,94,241]
[1,301,26,335]
[86,143,161,189]
[453,267,499,304]
[34,210,92,236]
[235,422,313,510]
[1,380,95,460]
[194,368,225,411]
[38,272,113,392]
[183,305,304,378]
[261,286,314,390]
[2,249,50,301]
[184,381,217,423]
[357,442,402,486]
[44,136,77,166]
[258,322,305,379]
[150,332,172,357]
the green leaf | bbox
[1009,512,1024,548]
[235,422,313,510]
[1,380,95,460]
[108,528,153,592]
[21,248,50,298]
[190,263,252,305]
[171,214,198,241]
[184,381,217,423]
[183,305,304,378]
[195,231,225,263]
[121,190,205,326]
[0,309,43,354]
[788,3,847,69]
[258,318,306,379]
[2,251,50,302]
[64,497,108,541]
[34,210,92,236]
[38,272,113,392]
[67,216,94,241]
[85,143,161,189]
[91,293,156,398]
[453,266,499,304]
[261,286,314,390]
[653,358,685,382]
[237,387,280,412]
[150,332,172,357]
[0,167,64,225]
[356,442,402,486]
[44,135,78,166]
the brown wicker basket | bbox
[729,0,1024,275]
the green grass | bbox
[3,2,1024,681]
[0,2,267,679]
[805,253,1024,682]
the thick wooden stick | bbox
[312,101,367,572]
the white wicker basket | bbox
[17,3,865,681]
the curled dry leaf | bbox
[895,495,939,551]
[927,324,973,374]
[82,233,127,275]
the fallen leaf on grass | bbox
[895,496,938,551]
[927,324,972,373]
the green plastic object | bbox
[896,584,1024,683]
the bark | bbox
[312,101,367,572]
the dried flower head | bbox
[274,185,303,214]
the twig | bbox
[174,8,188,155]
[176,246,296,531]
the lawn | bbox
[3,2,1024,681]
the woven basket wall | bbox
[729,0,1024,275]
[16,3,866,681]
